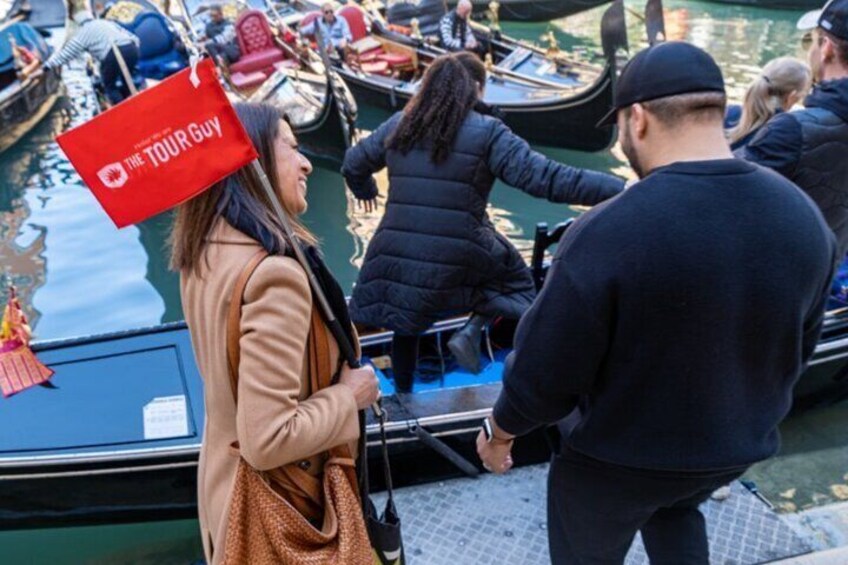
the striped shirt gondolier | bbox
[46,19,139,68]
[439,10,474,51]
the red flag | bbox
[57,59,258,228]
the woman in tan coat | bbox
[170,103,380,563]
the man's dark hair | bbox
[625,91,727,127]
[822,30,848,67]
[387,54,478,164]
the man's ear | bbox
[631,103,649,139]
[822,35,836,64]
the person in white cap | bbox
[740,0,848,256]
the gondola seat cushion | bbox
[232,9,285,75]
[361,60,390,75]
[230,49,285,74]
[125,12,187,80]
[377,52,412,68]
[337,6,370,42]
[231,70,266,90]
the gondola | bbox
[0,4,63,154]
[295,1,628,151]
[173,0,358,164]
[449,0,611,23]
[2,219,847,530]
[700,0,823,9]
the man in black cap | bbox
[477,41,836,564]
[740,0,848,255]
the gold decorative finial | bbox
[410,18,422,40]
[487,1,500,32]
[484,52,494,71]
[540,30,560,57]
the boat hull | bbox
[700,0,823,9]
[336,62,615,151]
[0,68,61,155]
[457,0,612,21]
[1,310,846,530]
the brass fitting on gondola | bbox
[410,18,423,41]
[487,1,500,33]
[540,30,560,58]
[484,52,494,71]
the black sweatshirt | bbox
[493,159,836,471]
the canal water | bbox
[1,1,846,563]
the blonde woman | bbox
[726,57,812,150]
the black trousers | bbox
[100,42,140,104]
[547,447,745,565]
[390,334,419,393]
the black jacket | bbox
[493,159,836,471]
[342,111,624,335]
[739,78,848,254]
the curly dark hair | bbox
[454,51,486,87]
[386,54,480,164]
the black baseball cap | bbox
[797,0,848,41]
[596,41,725,128]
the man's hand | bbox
[357,197,378,213]
[467,37,478,50]
[476,416,515,474]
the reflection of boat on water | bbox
[0,2,63,154]
[2,219,847,529]
[304,1,629,151]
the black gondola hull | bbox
[459,0,612,21]
[0,68,61,155]
[336,63,616,152]
[1,313,846,530]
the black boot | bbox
[447,315,491,374]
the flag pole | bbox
[250,160,383,417]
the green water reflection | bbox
[1,0,845,561]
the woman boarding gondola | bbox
[342,53,625,392]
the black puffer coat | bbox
[342,111,624,335]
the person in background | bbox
[439,0,480,54]
[300,3,352,57]
[203,5,240,66]
[342,53,624,393]
[172,103,379,563]
[477,42,835,565]
[43,9,140,105]
[739,0,848,256]
[725,57,811,150]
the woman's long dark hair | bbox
[387,54,480,164]
[169,103,316,275]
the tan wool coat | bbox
[180,220,361,564]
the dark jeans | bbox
[205,40,240,64]
[100,42,140,104]
[391,334,419,393]
[547,447,745,565]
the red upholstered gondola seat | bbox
[230,10,286,76]
[230,70,267,90]
[337,6,412,71]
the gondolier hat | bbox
[797,0,848,41]
[596,41,725,128]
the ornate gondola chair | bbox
[530,218,575,291]
[124,12,187,80]
[335,5,416,77]
[229,9,294,91]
